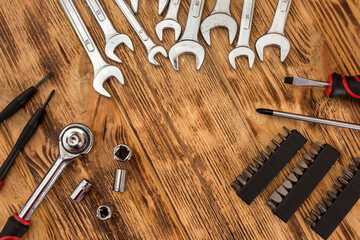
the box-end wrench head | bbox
[115,0,168,66]
[228,0,256,69]
[86,0,134,63]
[159,0,170,15]
[60,0,124,98]
[130,0,139,14]
[18,124,94,221]
[155,0,182,42]
[168,0,206,71]
[200,0,237,46]
[255,0,292,62]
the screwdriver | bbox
[256,108,360,131]
[0,90,55,189]
[285,73,360,100]
[0,72,54,124]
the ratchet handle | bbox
[0,213,30,240]
[0,87,36,124]
[326,73,360,99]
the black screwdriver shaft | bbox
[0,72,53,124]
[0,90,55,189]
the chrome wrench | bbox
[0,124,93,239]
[168,0,206,71]
[155,0,182,42]
[228,0,256,69]
[114,0,167,65]
[159,0,170,15]
[86,0,134,63]
[255,0,293,62]
[59,0,124,98]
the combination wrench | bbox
[0,124,93,239]
[228,0,256,69]
[159,0,170,15]
[255,0,293,62]
[168,0,206,71]
[86,0,134,63]
[200,0,237,46]
[59,0,124,98]
[114,0,167,66]
[155,0,182,42]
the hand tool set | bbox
[305,157,360,239]
[231,127,307,204]
[285,73,360,100]
[267,142,340,223]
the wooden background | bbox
[0,0,359,239]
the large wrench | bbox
[0,124,93,239]
[228,0,256,69]
[59,0,124,98]
[200,0,237,46]
[255,0,293,62]
[155,0,182,42]
[168,0,206,71]
[159,0,170,15]
[86,0,134,63]
[115,0,168,66]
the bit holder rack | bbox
[231,127,307,204]
[305,158,360,239]
[267,142,340,222]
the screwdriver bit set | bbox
[231,127,307,204]
[267,142,340,223]
[305,157,360,239]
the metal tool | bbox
[255,0,293,62]
[168,0,206,71]
[0,91,55,189]
[70,179,92,203]
[114,0,167,66]
[285,73,360,100]
[113,169,127,192]
[0,124,93,239]
[228,0,256,69]
[159,0,170,15]
[200,0,237,46]
[155,0,182,42]
[96,205,112,220]
[113,144,132,162]
[59,0,124,98]
[130,0,139,13]
[0,72,53,124]
[86,0,134,63]
[256,108,360,131]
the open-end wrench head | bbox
[155,19,182,42]
[228,46,255,69]
[159,0,170,15]
[148,45,168,66]
[255,33,291,62]
[168,41,205,71]
[105,34,134,63]
[200,13,238,46]
[93,65,124,97]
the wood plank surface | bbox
[0,0,359,239]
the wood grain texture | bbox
[0,0,359,239]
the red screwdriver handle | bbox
[0,213,30,240]
[326,73,360,99]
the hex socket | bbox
[113,169,127,192]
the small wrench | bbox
[200,0,237,46]
[0,124,93,239]
[86,0,134,63]
[228,0,256,69]
[168,0,206,71]
[59,0,124,98]
[155,0,182,42]
[159,0,170,15]
[255,0,293,62]
[115,0,167,66]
